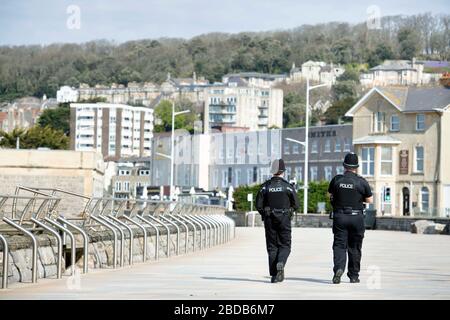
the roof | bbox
[345,86,450,117]
[224,72,286,80]
[353,135,402,145]
[70,103,153,113]
[370,60,420,72]
[403,87,450,112]
[226,76,249,87]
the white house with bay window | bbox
[346,86,450,217]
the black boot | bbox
[276,262,285,283]
[271,275,278,283]
[349,277,360,283]
[332,269,344,284]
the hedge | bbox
[233,181,332,213]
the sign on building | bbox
[399,150,409,175]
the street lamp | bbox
[303,78,328,215]
[170,101,190,201]
[304,78,328,214]
[284,137,305,212]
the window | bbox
[310,167,318,181]
[286,167,292,180]
[115,181,122,192]
[235,169,241,185]
[228,167,232,184]
[222,170,228,187]
[361,147,375,176]
[284,144,290,155]
[416,114,425,131]
[214,169,219,187]
[335,139,341,152]
[292,144,299,154]
[415,146,424,173]
[390,115,400,131]
[253,166,258,183]
[421,187,429,213]
[311,141,318,153]
[343,138,351,152]
[295,166,302,182]
[324,166,333,181]
[373,112,386,133]
[324,139,331,153]
[247,169,253,185]
[381,146,393,175]
[123,181,130,192]
[227,148,233,159]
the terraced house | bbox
[346,86,450,217]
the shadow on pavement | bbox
[286,277,331,284]
[202,276,269,284]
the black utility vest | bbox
[331,172,366,210]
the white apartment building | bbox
[289,61,345,86]
[57,86,79,103]
[70,103,154,160]
[203,83,283,132]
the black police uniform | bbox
[256,175,299,281]
[328,168,372,281]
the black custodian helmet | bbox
[271,159,286,175]
[343,152,359,168]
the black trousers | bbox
[263,211,292,276]
[332,212,365,278]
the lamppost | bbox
[285,78,327,215]
[170,101,190,201]
[285,137,306,214]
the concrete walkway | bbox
[1,227,450,299]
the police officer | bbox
[256,159,300,283]
[328,152,373,284]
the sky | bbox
[0,0,448,46]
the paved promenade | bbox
[1,227,450,299]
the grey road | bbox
[1,227,450,299]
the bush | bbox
[233,184,261,212]
[297,181,332,213]
[233,180,332,213]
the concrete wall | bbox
[0,217,234,285]
[226,212,450,233]
[0,149,105,217]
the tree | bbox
[367,43,395,67]
[323,97,355,124]
[0,126,68,149]
[0,13,449,103]
[37,103,70,135]
[153,99,198,133]
[397,27,421,59]
[282,92,306,128]
[0,128,26,148]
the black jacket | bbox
[256,176,300,215]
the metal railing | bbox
[0,186,234,289]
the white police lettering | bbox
[268,187,282,192]
[339,183,354,189]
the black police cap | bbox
[343,152,359,168]
[271,159,286,174]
